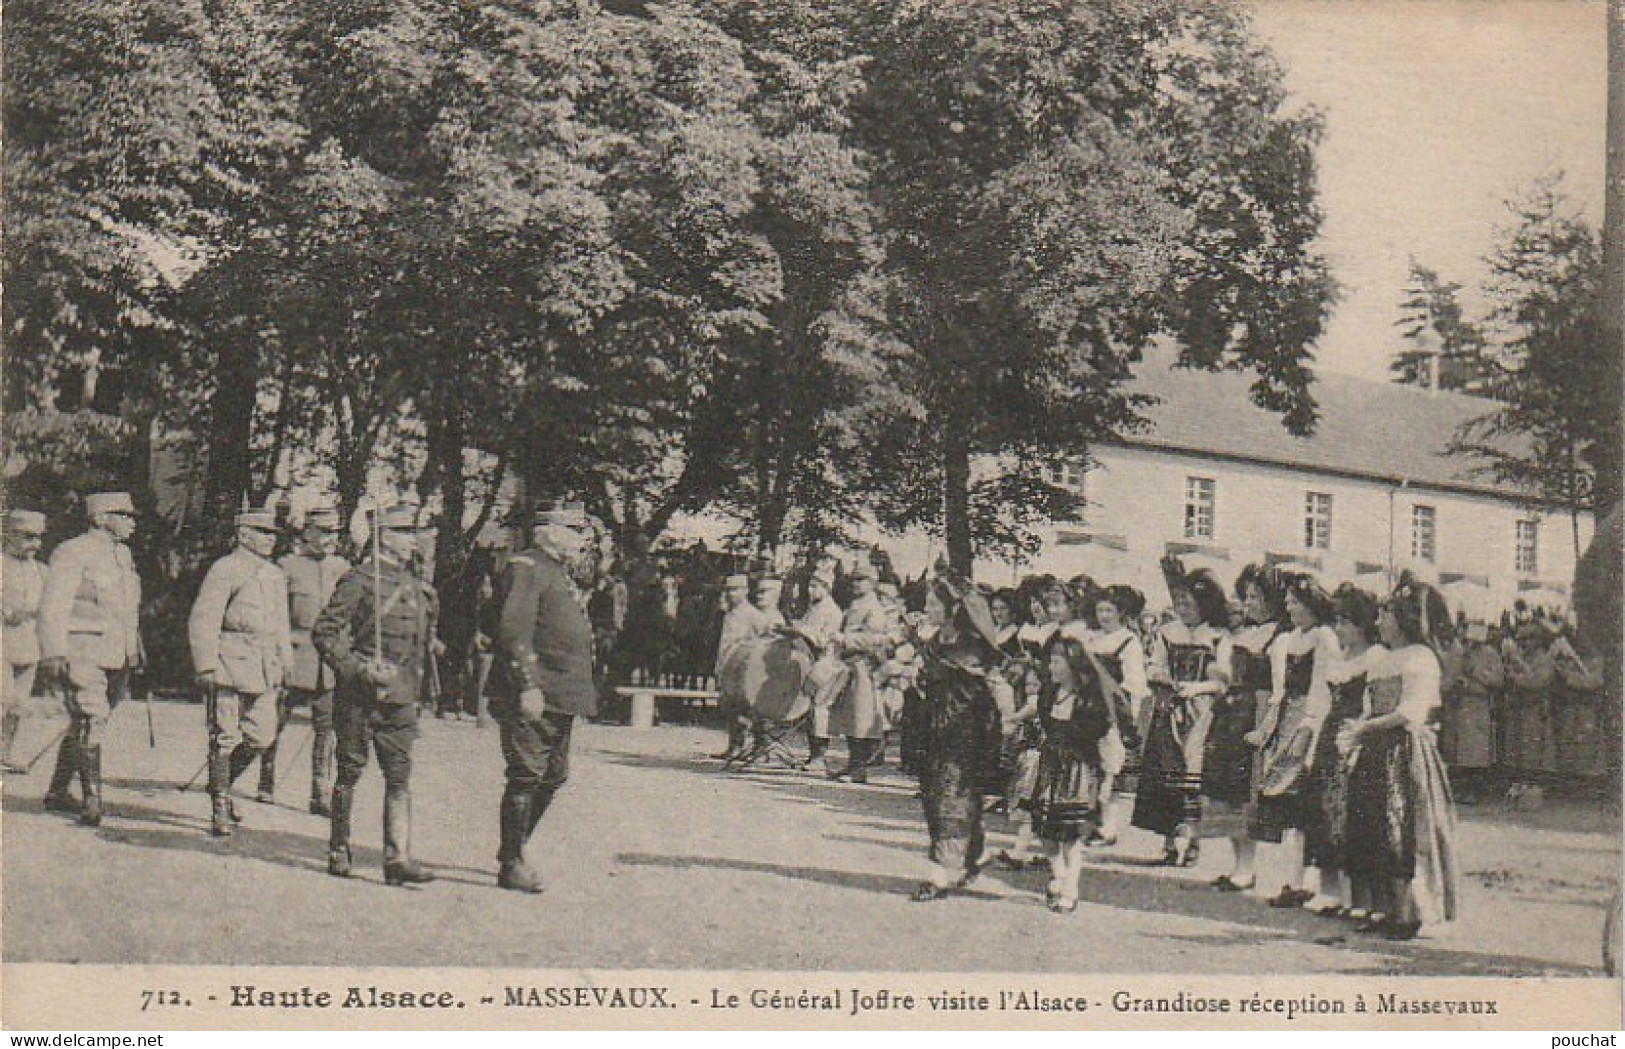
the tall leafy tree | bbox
[1452,175,1605,557]
[834,0,1335,572]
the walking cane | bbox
[144,688,157,749]
[18,724,69,775]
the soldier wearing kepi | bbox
[270,506,349,814]
[488,504,598,894]
[37,492,143,825]
[2,510,49,771]
[314,503,438,886]
[189,510,292,837]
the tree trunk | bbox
[429,411,469,596]
[1571,0,1624,788]
[201,336,257,538]
[1595,0,1625,518]
[942,423,973,577]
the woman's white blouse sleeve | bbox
[1397,645,1443,724]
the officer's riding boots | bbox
[43,726,82,813]
[1,709,22,770]
[208,747,234,837]
[327,780,354,877]
[78,730,103,827]
[381,789,434,887]
[257,694,291,803]
[309,729,335,816]
[497,787,544,893]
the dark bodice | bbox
[1331,674,1367,721]
[1230,645,1272,694]
[1166,641,1216,685]
[1283,649,1314,698]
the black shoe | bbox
[1180,842,1201,868]
[1353,913,1390,934]
[1085,830,1117,848]
[43,792,81,814]
[327,848,352,878]
[1047,897,1077,914]
[1211,875,1255,893]
[1383,919,1422,941]
[1157,846,1181,866]
[1268,886,1314,909]
[498,860,544,894]
[255,790,275,804]
[910,883,949,902]
[309,798,331,817]
[995,850,1031,871]
[230,798,243,824]
[383,860,437,887]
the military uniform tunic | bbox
[189,547,293,750]
[38,529,142,732]
[281,551,349,694]
[4,553,46,708]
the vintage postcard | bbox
[2,0,1620,1033]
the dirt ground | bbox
[2,699,1617,974]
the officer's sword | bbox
[178,679,219,792]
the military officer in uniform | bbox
[488,504,598,894]
[189,510,292,837]
[313,503,438,886]
[713,574,771,760]
[268,506,349,813]
[822,559,896,783]
[2,510,49,771]
[38,492,143,826]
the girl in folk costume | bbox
[998,579,1071,869]
[911,572,1012,901]
[1134,559,1229,867]
[1248,573,1339,909]
[1303,583,1383,915]
[985,589,1028,804]
[1205,563,1287,892]
[1032,636,1116,913]
[1338,578,1460,939]
[1084,584,1151,849]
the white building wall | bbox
[988,445,1592,617]
[665,444,1591,622]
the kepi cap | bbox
[235,510,278,532]
[304,506,341,530]
[7,510,46,535]
[86,492,136,517]
[373,503,424,530]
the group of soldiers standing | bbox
[2,494,600,894]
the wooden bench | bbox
[613,686,720,728]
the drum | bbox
[719,633,815,722]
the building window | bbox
[1410,505,1437,563]
[1304,492,1333,551]
[1045,462,1086,495]
[1515,519,1539,576]
[1184,477,1216,540]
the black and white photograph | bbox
[1,0,1621,1030]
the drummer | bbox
[715,574,773,761]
